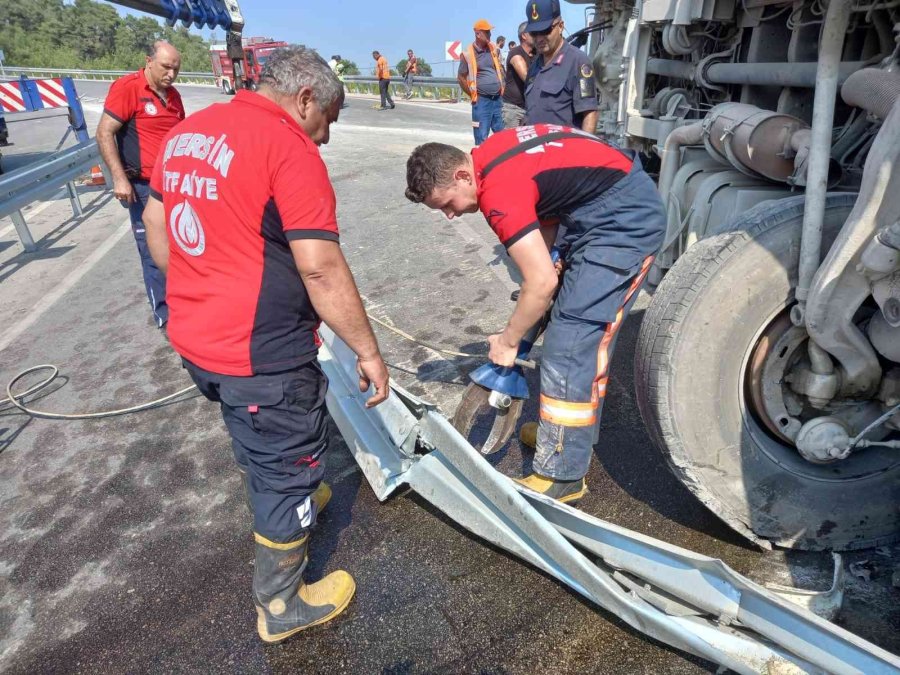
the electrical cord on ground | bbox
[366,314,536,369]
[366,313,481,358]
[3,364,197,420]
[2,317,532,420]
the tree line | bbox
[0,0,217,72]
[0,0,435,80]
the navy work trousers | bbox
[184,359,329,543]
[127,180,168,327]
[472,94,504,145]
[534,160,666,481]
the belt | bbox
[478,93,501,100]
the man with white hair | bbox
[142,45,390,643]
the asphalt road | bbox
[0,81,897,674]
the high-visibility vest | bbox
[463,42,504,103]
[376,56,390,80]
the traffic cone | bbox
[87,165,105,186]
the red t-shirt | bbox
[102,70,185,181]
[472,124,633,247]
[149,90,340,376]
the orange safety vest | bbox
[376,56,390,80]
[463,42,504,103]
[408,55,418,75]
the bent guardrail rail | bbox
[318,325,900,674]
[0,140,104,252]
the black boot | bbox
[253,532,355,643]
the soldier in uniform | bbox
[523,0,598,133]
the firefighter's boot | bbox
[253,532,356,643]
[519,422,538,448]
[310,481,332,513]
[515,472,587,504]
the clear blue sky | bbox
[117,1,591,78]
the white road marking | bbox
[0,218,131,353]
[334,123,471,142]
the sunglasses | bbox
[531,21,561,37]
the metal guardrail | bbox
[0,140,105,252]
[1,66,217,86]
[0,68,462,98]
[343,75,463,102]
[318,326,900,675]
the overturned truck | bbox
[572,0,900,549]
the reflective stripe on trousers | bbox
[534,256,654,481]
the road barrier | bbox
[343,75,463,102]
[1,66,217,86]
[0,140,105,252]
[2,68,466,99]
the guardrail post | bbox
[62,78,89,144]
[10,210,36,252]
[65,180,83,217]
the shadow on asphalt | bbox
[0,188,116,284]
[305,419,366,582]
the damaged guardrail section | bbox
[317,325,900,674]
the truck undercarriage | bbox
[574,0,900,549]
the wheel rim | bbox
[742,305,900,482]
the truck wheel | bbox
[222,80,235,95]
[635,193,900,550]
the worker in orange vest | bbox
[403,49,418,99]
[373,50,395,110]
[456,19,505,145]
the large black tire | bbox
[635,193,900,550]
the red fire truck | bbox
[209,37,287,95]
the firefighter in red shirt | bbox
[405,126,665,503]
[97,41,185,329]
[142,46,390,643]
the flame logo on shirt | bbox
[170,201,206,256]
[531,3,540,19]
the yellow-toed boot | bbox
[519,422,538,448]
[253,532,356,643]
[515,472,587,504]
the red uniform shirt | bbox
[103,69,185,181]
[472,124,632,247]
[149,90,340,376]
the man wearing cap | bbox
[523,0,599,133]
[457,19,506,145]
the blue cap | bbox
[524,0,561,33]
